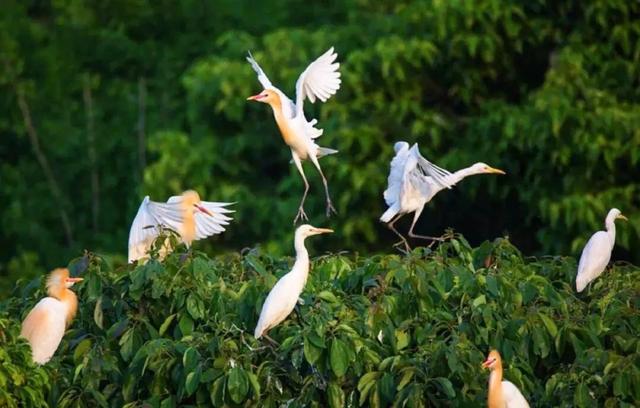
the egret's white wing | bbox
[254,273,300,338]
[246,51,274,89]
[294,47,341,116]
[20,298,67,364]
[194,201,235,240]
[502,381,530,408]
[576,231,612,292]
[383,142,412,208]
[411,144,453,190]
[127,197,182,263]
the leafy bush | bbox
[1,236,638,406]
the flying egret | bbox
[254,224,333,340]
[20,268,83,364]
[380,141,505,251]
[576,208,627,292]
[128,190,234,263]
[246,48,341,223]
[482,350,530,408]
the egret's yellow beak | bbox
[487,167,506,175]
[617,214,628,221]
[313,228,334,234]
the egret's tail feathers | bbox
[318,147,338,158]
[380,206,398,223]
[576,276,587,293]
[254,326,263,339]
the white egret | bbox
[20,268,83,364]
[380,141,505,250]
[246,48,341,223]
[254,224,333,340]
[128,190,234,263]
[482,350,530,408]
[576,208,627,292]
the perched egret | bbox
[576,208,627,292]
[20,268,83,364]
[254,224,333,340]
[128,190,234,263]
[380,141,505,250]
[246,48,341,223]
[482,350,530,408]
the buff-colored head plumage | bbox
[180,190,201,245]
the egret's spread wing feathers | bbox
[412,144,453,190]
[127,197,182,262]
[383,142,411,207]
[246,51,274,89]
[295,47,341,115]
[194,201,235,240]
[576,231,612,291]
[501,381,530,408]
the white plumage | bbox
[246,48,341,222]
[128,190,234,263]
[380,141,505,250]
[576,208,627,292]
[254,224,333,339]
[20,268,82,364]
[501,381,530,408]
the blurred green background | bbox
[1,0,639,294]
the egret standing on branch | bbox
[380,141,505,251]
[482,350,530,408]
[128,190,234,263]
[576,208,627,292]
[20,268,83,364]
[246,48,341,223]
[254,224,333,341]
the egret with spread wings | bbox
[576,208,627,292]
[128,190,234,263]
[380,141,505,251]
[246,47,341,223]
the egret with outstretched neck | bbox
[380,141,505,251]
[254,224,333,341]
[128,190,234,263]
[576,208,627,292]
[20,268,83,364]
[482,350,530,408]
[246,48,341,223]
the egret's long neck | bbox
[51,287,79,326]
[487,365,504,408]
[445,166,479,186]
[293,235,310,284]
[182,207,196,246]
[605,216,617,243]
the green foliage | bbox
[1,237,639,406]
[1,0,640,291]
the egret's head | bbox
[393,141,410,154]
[471,162,506,175]
[296,224,334,238]
[247,89,279,105]
[182,190,212,216]
[46,268,83,294]
[481,350,502,370]
[608,208,628,222]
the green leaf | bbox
[179,314,194,337]
[330,338,349,377]
[318,290,339,303]
[539,313,558,338]
[247,371,260,399]
[472,295,486,308]
[93,296,104,330]
[187,294,205,320]
[227,367,249,404]
[304,336,322,365]
[394,329,409,350]
[73,338,92,364]
[183,347,200,372]
[185,366,201,396]
[574,383,593,407]
[159,314,176,336]
[434,377,456,398]
[328,382,345,408]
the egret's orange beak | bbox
[487,167,506,175]
[247,93,263,101]
[196,205,213,216]
[481,357,494,369]
[66,277,84,283]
